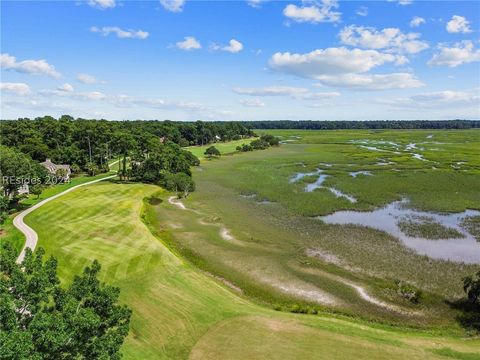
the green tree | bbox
[85,162,99,177]
[55,168,68,181]
[163,172,195,198]
[30,184,43,199]
[204,146,220,159]
[112,131,136,181]
[0,244,131,359]
[0,196,8,224]
[0,146,47,199]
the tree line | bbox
[0,116,254,173]
[241,120,480,130]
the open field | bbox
[186,138,254,159]
[160,129,480,328]
[23,180,480,358]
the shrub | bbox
[463,271,480,304]
[395,280,422,303]
[250,139,270,150]
[204,146,221,158]
[260,134,280,146]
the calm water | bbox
[319,200,480,264]
[291,170,357,202]
[349,171,372,177]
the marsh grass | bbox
[461,216,480,241]
[397,217,465,240]
[153,129,480,329]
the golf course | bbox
[13,128,479,359]
[20,180,480,359]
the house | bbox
[18,184,30,195]
[40,159,71,180]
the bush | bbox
[260,134,280,146]
[250,139,270,150]
[395,280,422,303]
[463,271,480,304]
[236,144,254,152]
[204,146,220,158]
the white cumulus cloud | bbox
[247,0,266,8]
[315,73,424,90]
[0,82,32,96]
[283,0,341,24]
[269,47,401,77]
[77,73,99,84]
[57,83,74,92]
[339,25,429,54]
[299,91,341,100]
[410,16,425,27]
[90,26,149,39]
[411,90,479,104]
[160,0,185,13]
[233,86,308,96]
[87,0,116,9]
[428,41,480,67]
[446,15,472,33]
[222,39,244,53]
[0,53,60,78]
[176,36,202,51]
[240,98,265,107]
[378,90,479,110]
[269,47,423,90]
[356,6,368,17]
[387,0,413,5]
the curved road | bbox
[14,173,117,264]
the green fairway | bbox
[23,181,480,359]
[0,170,118,255]
[186,138,254,159]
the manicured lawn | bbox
[23,180,480,359]
[186,138,254,159]
[0,164,118,256]
[21,170,117,207]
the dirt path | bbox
[168,196,187,210]
[15,174,117,264]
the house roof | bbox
[40,159,71,174]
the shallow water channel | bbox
[318,200,480,264]
[291,169,357,203]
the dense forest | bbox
[242,120,480,130]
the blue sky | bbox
[1,0,479,121]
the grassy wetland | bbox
[154,129,480,330]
